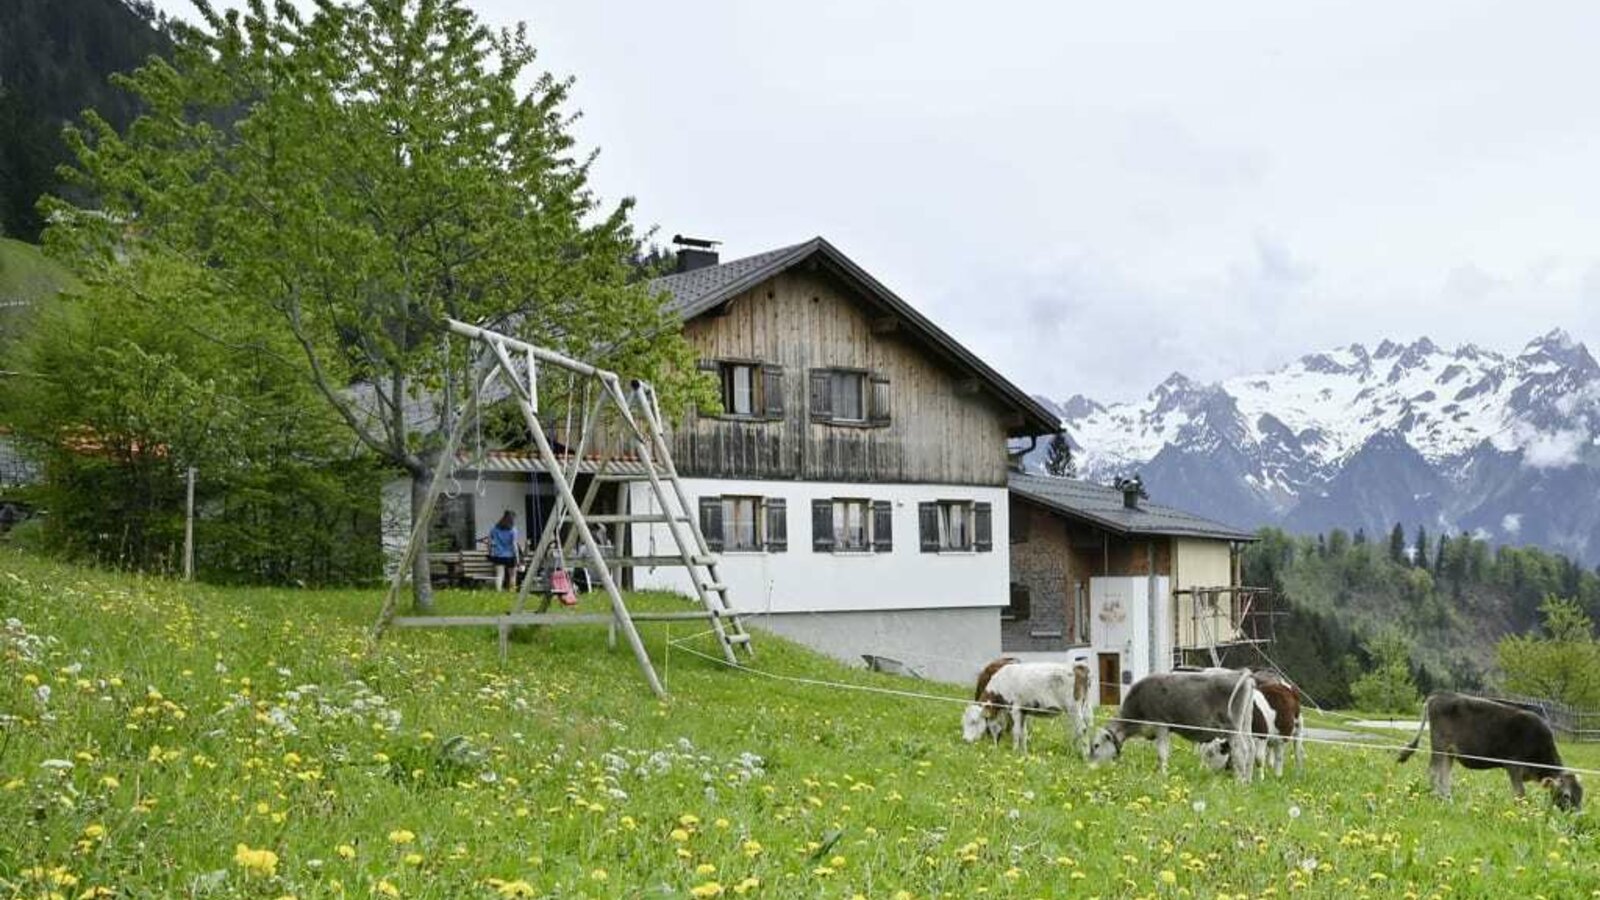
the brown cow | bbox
[1398,692,1583,810]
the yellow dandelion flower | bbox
[742,840,763,857]
[495,880,535,898]
[376,879,400,897]
[733,877,761,895]
[387,829,416,845]
[670,828,691,842]
[590,869,608,882]
[679,814,701,827]
[233,844,279,878]
[336,844,356,860]
[82,824,106,839]
[696,863,717,876]
[403,853,423,866]
[689,883,724,898]
[1160,870,1178,885]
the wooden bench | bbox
[428,550,523,588]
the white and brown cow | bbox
[1398,692,1583,810]
[961,660,1093,755]
[1199,681,1304,778]
[1089,668,1257,783]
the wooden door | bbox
[1097,653,1121,706]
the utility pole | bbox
[184,467,196,581]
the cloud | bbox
[1520,427,1587,469]
[1501,513,1522,535]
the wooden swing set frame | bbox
[370,319,754,698]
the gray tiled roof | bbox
[647,237,1060,437]
[650,242,813,318]
[1008,472,1257,542]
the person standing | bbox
[485,510,521,592]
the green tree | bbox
[49,0,708,610]
[1043,432,1075,477]
[1388,523,1407,565]
[1412,524,1428,569]
[1497,596,1600,709]
[1,252,381,581]
[1350,629,1422,714]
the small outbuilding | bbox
[1005,472,1261,704]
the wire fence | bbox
[1463,691,1600,743]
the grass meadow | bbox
[3,547,1598,899]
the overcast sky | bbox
[151,0,1600,403]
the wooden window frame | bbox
[701,494,786,554]
[809,367,888,428]
[813,497,893,554]
[1004,581,1032,622]
[706,358,782,421]
[919,499,994,553]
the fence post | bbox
[183,467,196,581]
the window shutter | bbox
[763,364,785,419]
[811,499,834,551]
[698,496,724,552]
[918,502,939,553]
[809,369,832,421]
[765,498,787,552]
[974,502,993,552]
[872,500,893,553]
[696,359,722,416]
[869,373,891,426]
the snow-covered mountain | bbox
[1039,329,1600,562]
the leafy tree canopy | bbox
[45,0,710,607]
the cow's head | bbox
[1088,726,1122,763]
[1546,773,1584,811]
[1197,739,1230,772]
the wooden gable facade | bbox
[658,240,1058,487]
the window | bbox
[702,360,784,419]
[725,364,756,416]
[699,495,787,553]
[1009,503,1031,544]
[812,498,894,553]
[810,369,890,426]
[1070,581,1090,644]
[1005,582,1031,621]
[723,496,761,551]
[919,500,994,553]
[833,499,869,551]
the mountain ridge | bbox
[1040,329,1600,562]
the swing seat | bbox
[549,568,579,606]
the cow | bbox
[961,657,1018,744]
[1397,692,1583,811]
[1198,681,1304,778]
[961,661,1093,755]
[1089,668,1257,783]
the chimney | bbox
[1115,475,1145,510]
[673,234,721,273]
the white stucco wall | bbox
[1090,575,1170,694]
[626,478,1010,614]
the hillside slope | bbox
[2,550,1597,897]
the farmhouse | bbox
[388,237,1058,680]
[625,238,1060,681]
[1006,472,1260,703]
